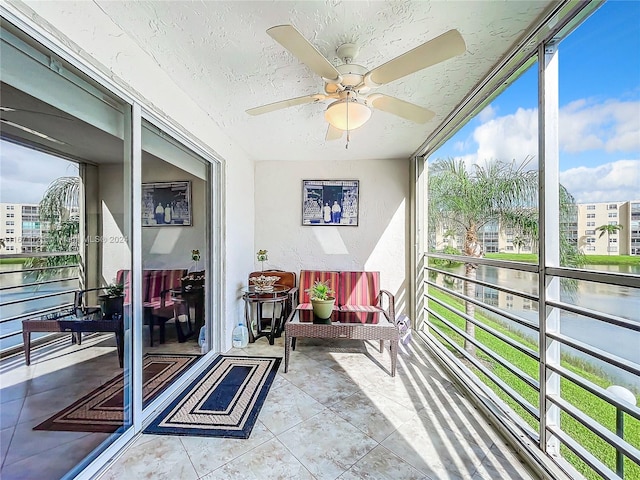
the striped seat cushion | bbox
[116,269,187,310]
[340,304,381,312]
[116,269,133,304]
[338,271,380,310]
[298,270,340,305]
[146,270,165,305]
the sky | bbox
[0,2,638,206]
[0,142,78,204]
[433,1,640,204]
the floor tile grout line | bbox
[0,424,17,470]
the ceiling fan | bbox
[1,106,69,144]
[246,25,466,143]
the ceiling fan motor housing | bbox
[325,63,370,94]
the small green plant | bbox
[256,249,268,271]
[105,283,124,298]
[305,279,334,300]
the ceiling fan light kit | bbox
[248,24,466,143]
[324,98,371,131]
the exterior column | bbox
[538,40,561,456]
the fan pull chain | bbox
[345,91,350,149]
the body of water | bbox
[0,264,78,350]
[430,263,640,390]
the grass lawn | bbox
[484,253,537,263]
[485,252,640,266]
[0,258,28,265]
[426,287,639,480]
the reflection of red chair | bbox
[117,269,187,346]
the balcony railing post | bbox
[606,385,637,479]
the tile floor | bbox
[95,336,540,480]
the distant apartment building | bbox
[0,203,43,254]
[433,199,640,256]
[577,200,640,256]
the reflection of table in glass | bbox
[285,309,398,376]
[170,287,204,342]
[22,313,124,367]
[242,285,289,345]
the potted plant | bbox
[305,279,335,320]
[99,283,124,319]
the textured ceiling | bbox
[88,1,553,162]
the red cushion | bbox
[116,269,186,308]
[298,270,340,305]
[340,304,381,312]
[164,269,185,291]
[338,271,380,307]
[116,270,132,304]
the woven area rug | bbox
[34,353,200,433]
[144,355,281,439]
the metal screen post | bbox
[538,40,561,456]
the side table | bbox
[170,288,204,342]
[242,285,289,345]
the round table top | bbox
[242,284,290,296]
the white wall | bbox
[12,0,255,351]
[255,159,410,315]
[99,164,129,285]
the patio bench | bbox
[295,270,395,320]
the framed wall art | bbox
[142,181,192,226]
[302,180,359,226]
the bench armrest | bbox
[74,287,107,317]
[379,289,395,323]
[288,287,299,310]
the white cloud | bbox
[478,104,497,122]
[560,99,640,153]
[453,98,639,169]
[446,97,639,204]
[458,107,539,169]
[559,159,640,203]
[453,140,466,152]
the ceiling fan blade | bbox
[246,95,323,116]
[267,25,341,82]
[0,118,66,144]
[366,29,465,86]
[369,94,435,124]
[1,106,72,120]
[325,124,343,141]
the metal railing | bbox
[422,253,640,480]
[0,253,79,349]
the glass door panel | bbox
[139,119,210,404]
[0,22,132,479]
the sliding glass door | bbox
[1,15,220,480]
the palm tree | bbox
[428,157,582,355]
[596,224,623,255]
[38,176,80,224]
[24,176,80,278]
[512,235,526,254]
[443,228,457,248]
